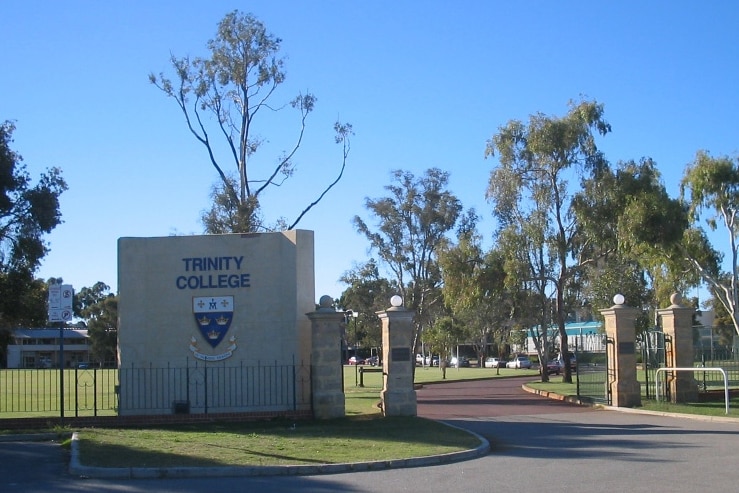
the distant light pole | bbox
[350,310,359,386]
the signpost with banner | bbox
[48,281,73,419]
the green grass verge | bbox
[76,416,481,468]
[637,399,739,417]
[527,376,739,417]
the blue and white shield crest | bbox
[193,296,234,348]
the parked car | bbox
[546,360,561,375]
[347,356,365,365]
[365,355,379,366]
[557,354,577,370]
[506,356,532,369]
[415,354,439,366]
[449,356,469,368]
[77,362,90,369]
[484,357,507,368]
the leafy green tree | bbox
[0,121,67,276]
[423,316,465,363]
[150,10,352,233]
[680,151,739,336]
[353,168,464,354]
[337,259,396,350]
[497,219,557,381]
[573,158,691,326]
[703,291,736,347]
[485,99,611,382]
[579,257,651,329]
[0,121,67,366]
[437,215,510,367]
[75,282,118,365]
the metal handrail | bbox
[655,367,729,414]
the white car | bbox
[506,356,532,369]
[449,356,469,368]
[484,357,506,368]
[415,354,439,366]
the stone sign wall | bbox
[117,230,315,415]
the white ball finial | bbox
[390,295,403,307]
[613,293,625,306]
[319,295,333,309]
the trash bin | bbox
[172,400,190,414]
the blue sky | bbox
[2,1,738,303]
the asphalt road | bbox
[3,376,739,492]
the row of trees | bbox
[339,99,739,384]
[3,12,738,381]
[74,282,118,365]
[0,123,117,367]
[0,121,67,366]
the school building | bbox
[5,328,91,369]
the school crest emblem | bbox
[193,296,233,348]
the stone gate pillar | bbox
[307,295,345,419]
[600,294,641,407]
[378,295,417,416]
[658,292,698,403]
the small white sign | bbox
[48,284,61,309]
[60,285,73,309]
[48,283,73,322]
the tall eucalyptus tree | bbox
[150,10,352,232]
[485,99,611,382]
[681,151,739,336]
[353,168,463,353]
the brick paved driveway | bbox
[417,375,592,419]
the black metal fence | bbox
[576,338,613,404]
[692,343,739,391]
[639,330,670,400]
[1,360,311,419]
[575,329,739,405]
[118,360,311,415]
[0,367,119,417]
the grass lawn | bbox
[75,416,481,468]
[71,364,535,468]
[527,375,739,417]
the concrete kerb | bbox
[521,382,739,424]
[0,433,67,443]
[521,383,601,408]
[68,425,491,479]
